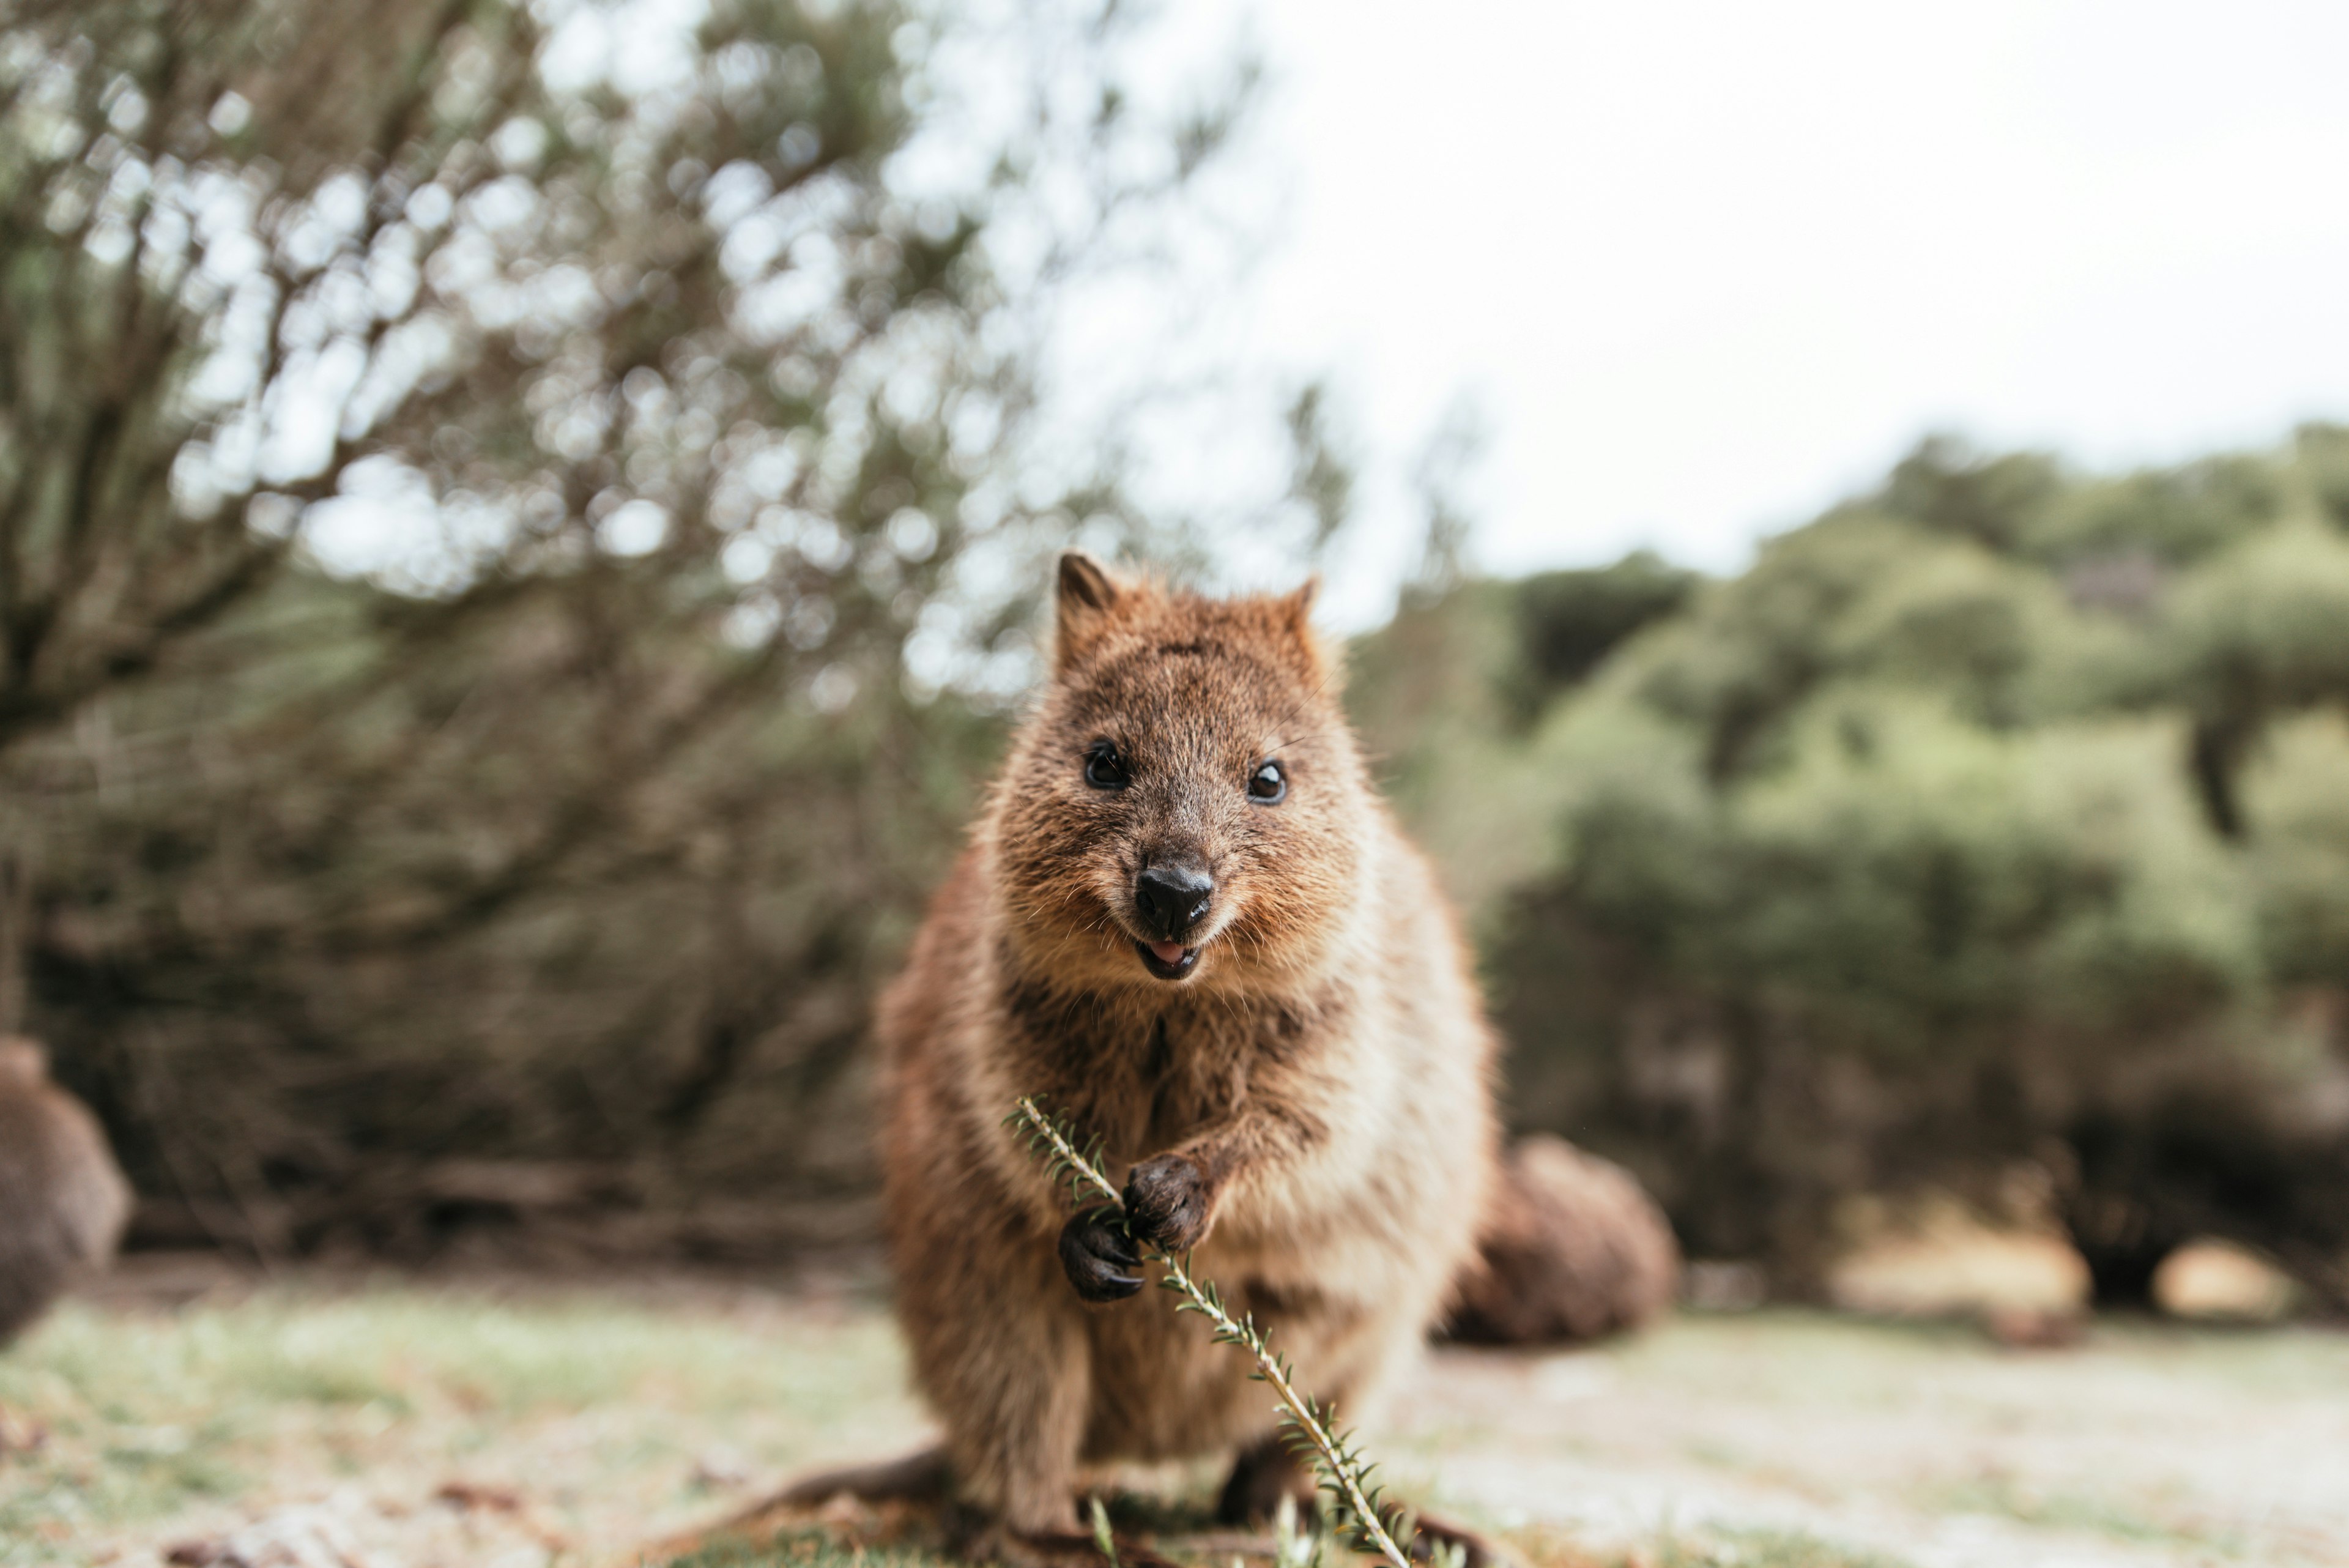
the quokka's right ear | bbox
[1055,551,1125,671]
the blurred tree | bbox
[1352,434,2349,1310]
[1510,552,1694,723]
[1280,379,1354,568]
[1400,394,1484,608]
[1,0,1252,1256]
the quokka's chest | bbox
[1009,1002,1338,1135]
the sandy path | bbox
[1391,1315,2349,1567]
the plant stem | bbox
[1012,1095,1413,1568]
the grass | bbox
[661,1517,1912,1568]
[0,1271,919,1566]
[1486,1523,1909,1568]
[1640,1528,1913,1568]
[2,1267,2342,1568]
[1930,1474,2247,1555]
[663,1528,958,1568]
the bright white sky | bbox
[1096,0,2349,623]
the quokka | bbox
[0,1037,132,1348]
[877,554,1501,1559]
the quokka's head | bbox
[989,553,1372,992]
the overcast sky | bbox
[1102,0,2349,622]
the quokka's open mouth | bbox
[1135,938,1199,981]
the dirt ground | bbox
[1,1254,2343,1568]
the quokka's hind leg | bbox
[891,1203,1096,1535]
[933,1339,1093,1537]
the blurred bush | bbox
[0,0,1240,1258]
[1351,432,2349,1310]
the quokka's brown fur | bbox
[879,555,1501,1545]
[0,1038,132,1347]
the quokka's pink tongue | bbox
[1149,941,1187,965]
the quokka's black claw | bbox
[1058,1208,1143,1302]
[1123,1151,1210,1252]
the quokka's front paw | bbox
[1124,1151,1211,1252]
[1058,1207,1142,1302]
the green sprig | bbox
[1007,1096,1417,1568]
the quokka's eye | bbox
[1248,760,1286,803]
[1083,741,1128,790]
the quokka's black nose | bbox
[1134,864,1214,940]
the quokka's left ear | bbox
[1055,551,1126,672]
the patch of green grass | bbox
[0,1283,913,1555]
[1629,1525,1914,1568]
[1678,1439,1748,1471]
[1601,1312,1992,1410]
[659,1529,958,1568]
[0,1401,252,1561]
[1934,1474,2245,1553]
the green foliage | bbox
[2244,715,2349,985]
[1513,552,1698,721]
[2151,523,2349,726]
[1088,1496,1121,1568]
[1349,433,2349,1304]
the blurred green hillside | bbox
[1349,431,2349,1309]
